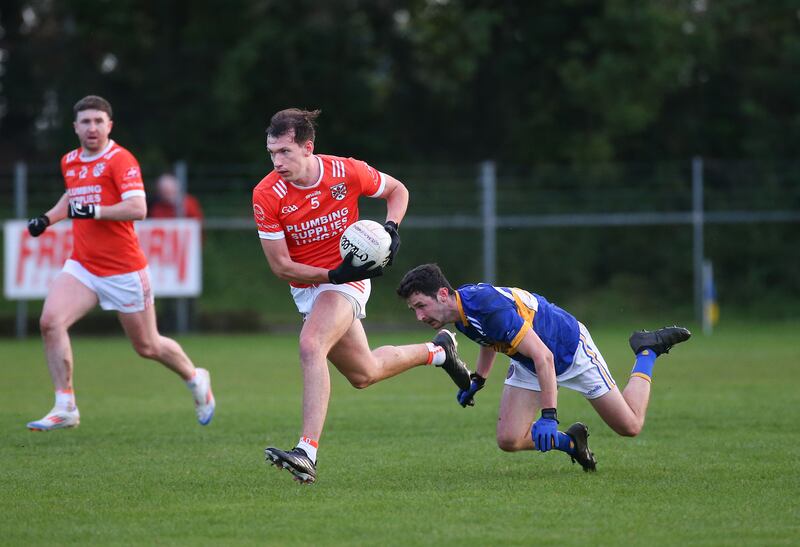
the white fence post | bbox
[481,161,497,285]
[173,160,190,334]
[692,156,704,325]
[14,162,28,339]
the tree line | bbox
[2,0,799,167]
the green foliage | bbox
[2,1,800,165]
[2,325,799,545]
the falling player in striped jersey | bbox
[397,264,691,472]
[25,95,214,432]
[254,109,471,484]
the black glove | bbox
[328,251,384,285]
[68,201,99,219]
[457,373,486,407]
[27,214,50,237]
[383,221,401,266]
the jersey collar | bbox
[79,139,115,162]
[287,155,324,190]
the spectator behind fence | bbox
[148,173,204,221]
[147,172,203,332]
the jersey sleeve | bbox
[348,158,386,198]
[111,149,145,200]
[481,309,531,352]
[252,189,284,240]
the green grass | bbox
[1,322,799,546]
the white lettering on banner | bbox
[3,219,202,299]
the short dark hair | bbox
[73,95,113,119]
[266,108,320,144]
[396,264,454,299]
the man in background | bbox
[148,172,204,330]
[25,95,215,431]
[148,173,204,221]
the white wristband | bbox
[94,205,102,220]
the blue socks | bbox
[555,431,575,455]
[631,349,657,382]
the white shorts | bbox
[504,323,617,399]
[63,259,154,314]
[290,279,371,320]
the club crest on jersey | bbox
[93,162,106,177]
[253,204,266,221]
[330,183,347,201]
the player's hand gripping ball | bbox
[339,220,392,271]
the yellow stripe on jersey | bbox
[491,288,535,356]
[455,291,469,327]
[505,288,536,354]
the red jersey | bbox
[252,154,386,287]
[149,195,204,220]
[62,140,148,276]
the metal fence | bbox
[3,158,800,335]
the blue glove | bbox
[457,373,486,407]
[531,408,559,452]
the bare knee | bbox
[613,419,644,437]
[298,336,326,366]
[497,433,527,452]
[39,312,66,339]
[132,338,161,360]
[345,371,379,389]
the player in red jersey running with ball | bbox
[25,95,214,431]
[254,109,471,484]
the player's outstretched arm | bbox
[518,330,560,451]
[28,192,69,236]
[68,195,146,221]
[260,238,349,285]
[457,346,497,407]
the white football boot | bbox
[188,368,215,425]
[27,406,81,431]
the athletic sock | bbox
[630,349,657,382]
[297,436,318,463]
[55,389,76,411]
[425,342,446,366]
[554,431,575,455]
[185,369,199,388]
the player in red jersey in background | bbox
[254,109,471,484]
[25,95,215,431]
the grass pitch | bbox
[1,322,799,546]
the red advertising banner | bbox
[4,219,202,298]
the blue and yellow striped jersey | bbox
[454,284,580,375]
